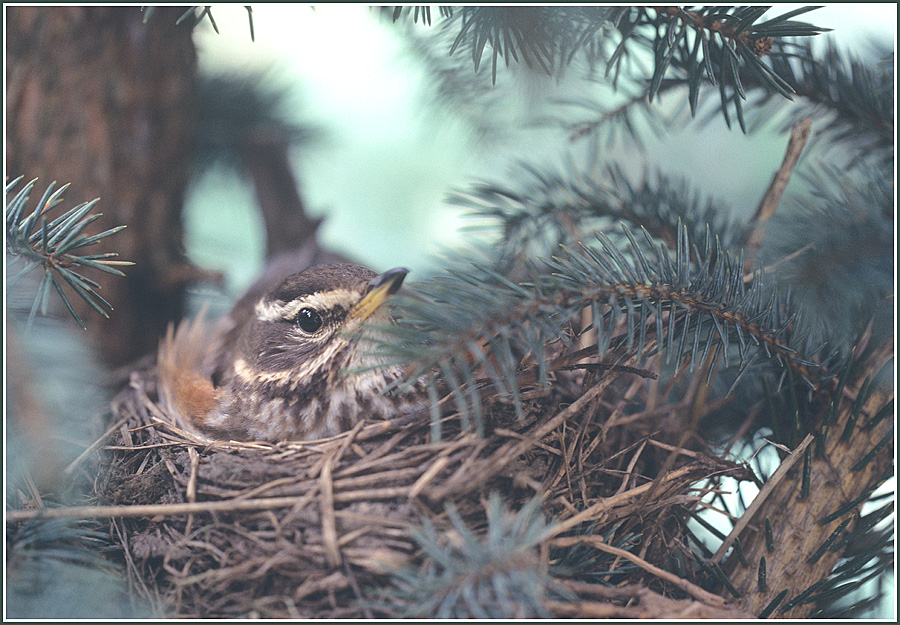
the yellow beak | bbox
[348,267,409,323]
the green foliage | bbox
[813,498,894,617]
[372,11,892,614]
[5,177,133,329]
[693,343,894,618]
[549,521,639,585]
[377,5,454,27]
[451,160,742,267]
[379,494,571,618]
[10,4,891,619]
[562,31,891,154]
[761,163,894,350]
[385,6,622,84]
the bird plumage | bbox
[158,263,421,442]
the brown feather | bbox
[157,307,220,430]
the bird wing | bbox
[157,306,220,432]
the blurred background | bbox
[184,4,895,298]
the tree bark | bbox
[6,5,198,367]
[721,353,894,618]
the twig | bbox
[435,359,635,499]
[232,475,305,501]
[184,446,200,537]
[343,561,375,619]
[743,117,813,273]
[711,433,814,563]
[633,349,718,513]
[721,402,762,456]
[112,519,154,603]
[540,464,696,540]
[645,438,704,460]
[64,416,129,475]
[408,455,451,499]
[559,362,658,379]
[551,534,727,607]
[744,242,814,285]
[615,439,647,496]
[319,454,341,568]
[5,494,326,522]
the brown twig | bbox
[319,454,341,568]
[645,438,705,460]
[4,494,327,523]
[711,433,814,563]
[64,416,129,475]
[743,117,813,273]
[615,439,647,496]
[184,446,200,537]
[655,5,770,49]
[431,359,637,500]
[547,581,754,619]
[540,464,696,541]
[551,534,727,606]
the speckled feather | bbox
[157,263,425,442]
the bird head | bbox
[234,263,409,384]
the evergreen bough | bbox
[6,5,893,620]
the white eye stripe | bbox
[254,289,362,323]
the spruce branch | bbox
[552,532,728,607]
[378,223,822,436]
[748,38,894,164]
[392,6,826,121]
[6,517,142,618]
[378,5,454,27]
[6,177,133,329]
[451,159,741,269]
[607,6,829,130]
[387,6,625,85]
[142,5,254,39]
[7,517,113,573]
[378,494,572,618]
[758,162,893,350]
[742,116,812,273]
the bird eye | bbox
[295,308,323,333]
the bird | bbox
[157,263,424,442]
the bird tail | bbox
[157,307,219,433]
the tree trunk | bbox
[6,5,199,367]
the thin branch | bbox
[655,6,766,49]
[184,446,200,537]
[743,117,812,273]
[319,453,341,568]
[539,464,696,540]
[5,494,323,523]
[551,534,728,607]
[711,433,814,563]
[63,416,129,475]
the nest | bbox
[93,356,753,619]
